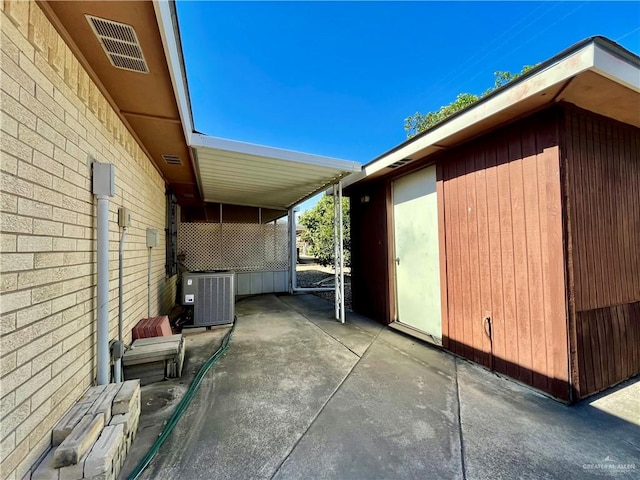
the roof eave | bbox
[342,37,640,190]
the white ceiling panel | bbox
[191,134,361,210]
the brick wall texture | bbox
[0,2,177,478]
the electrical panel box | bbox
[182,271,235,327]
[118,207,131,228]
[146,228,159,248]
[92,162,115,197]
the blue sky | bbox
[176,1,639,210]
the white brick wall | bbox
[0,2,177,478]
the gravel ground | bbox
[296,257,352,311]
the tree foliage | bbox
[298,195,350,267]
[404,65,536,138]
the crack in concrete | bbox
[269,322,384,480]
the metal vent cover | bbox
[389,158,414,169]
[86,15,149,74]
[162,154,182,165]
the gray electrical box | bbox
[118,207,131,228]
[182,271,235,327]
[146,228,159,248]
[92,163,115,197]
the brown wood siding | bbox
[576,303,640,396]
[563,106,640,398]
[441,109,570,400]
[349,181,391,323]
[564,108,640,311]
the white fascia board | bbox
[341,43,598,190]
[191,133,361,173]
[153,0,194,142]
[592,44,640,92]
[202,198,286,210]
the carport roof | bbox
[190,134,361,210]
[154,2,360,210]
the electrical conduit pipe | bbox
[115,226,127,383]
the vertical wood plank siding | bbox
[563,107,640,398]
[441,110,570,399]
[350,181,391,323]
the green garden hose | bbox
[127,319,236,480]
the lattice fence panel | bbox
[274,222,289,266]
[178,222,288,272]
[178,223,221,271]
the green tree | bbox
[404,65,536,138]
[299,195,350,267]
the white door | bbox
[392,165,442,344]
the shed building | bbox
[344,37,639,402]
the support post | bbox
[289,208,296,293]
[338,180,345,324]
[333,185,339,321]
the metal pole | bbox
[333,185,339,321]
[293,287,335,292]
[338,181,345,324]
[288,209,294,293]
[292,208,298,292]
[96,195,110,385]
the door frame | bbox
[389,164,443,345]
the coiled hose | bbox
[127,319,237,480]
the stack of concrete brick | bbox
[31,380,140,480]
[132,315,173,340]
[123,334,185,385]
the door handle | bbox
[394,257,400,265]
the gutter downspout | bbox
[93,162,114,386]
[96,194,110,385]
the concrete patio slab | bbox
[458,360,640,480]
[273,332,462,480]
[134,295,360,480]
[279,294,382,357]
[120,294,639,480]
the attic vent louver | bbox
[388,158,414,169]
[86,15,149,74]
[162,154,182,165]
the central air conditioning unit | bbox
[182,271,235,327]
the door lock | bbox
[394,257,400,265]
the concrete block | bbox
[83,424,123,477]
[58,450,87,480]
[32,448,59,480]
[52,402,93,446]
[53,414,104,468]
[87,473,113,480]
[109,396,139,435]
[85,383,119,423]
[132,333,182,346]
[112,380,139,415]
[123,341,180,365]
[79,384,107,403]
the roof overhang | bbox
[343,36,640,190]
[190,134,361,210]
[41,1,202,206]
[152,1,361,210]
